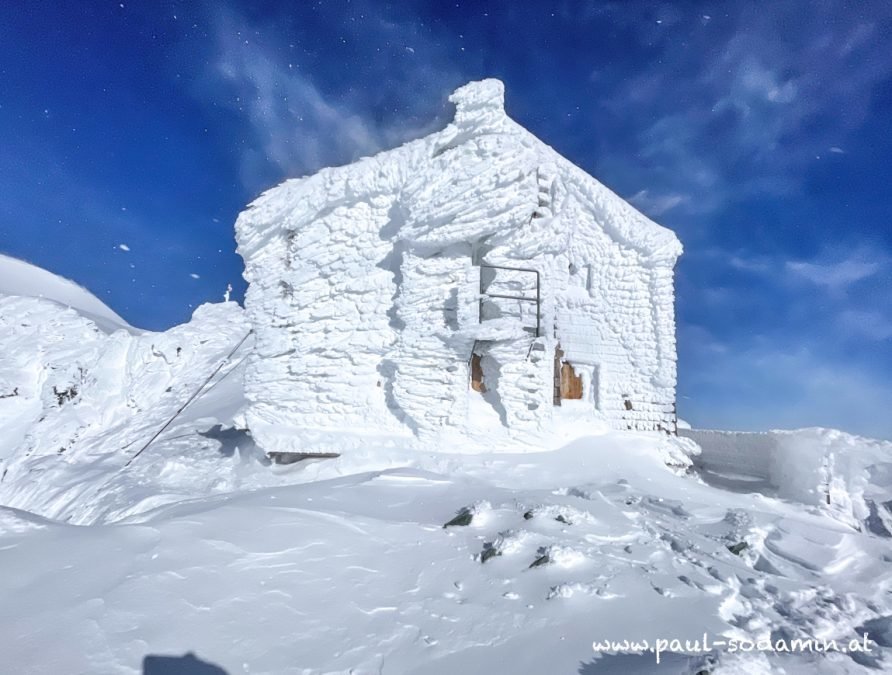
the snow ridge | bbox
[0,253,132,333]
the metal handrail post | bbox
[535,270,540,337]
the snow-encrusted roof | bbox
[236,79,682,264]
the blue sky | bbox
[1,1,891,438]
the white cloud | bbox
[786,254,883,293]
[728,253,771,274]
[628,189,688,217]
[837,309,892,341]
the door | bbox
[554,345,583,404]
[470,353,486,393]
[560,362,583,400]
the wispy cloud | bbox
[595,1,892,215]
[679,330,892,440]
[727,254,771,274]
[202,5,459,190]
[837,310,892,342]
[786,250,886,294]
[679,242,892,433]
[628,189,689,217]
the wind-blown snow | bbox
[683,427,892,533]
[0,252,132,333]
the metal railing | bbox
[478,264,541,337]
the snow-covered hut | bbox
[235,79,682,455]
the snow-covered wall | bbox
[681,427,892,531]
[236,79,682,454]
[680,429,775,482]
[554,190,678,433]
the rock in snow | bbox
[0,81,891,674]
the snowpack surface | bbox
[0,253,132,333]
[2,408,892,674]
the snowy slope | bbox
[1,430,891,674]
[0,290,254,523]
[1,281,891,672]
[0,253,132,333]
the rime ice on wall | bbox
[681,428,892,531]
[236,79,682,454]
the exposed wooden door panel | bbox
[470,353,486,393]
[561,362,583,400]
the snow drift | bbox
[0,261,253,523]
[0,252,132,333]
[683,427,892,534]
